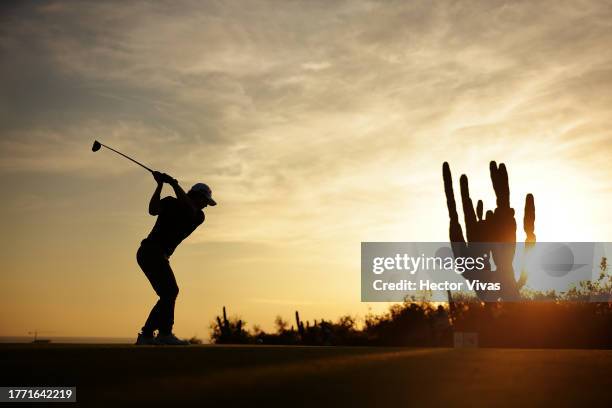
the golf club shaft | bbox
[99,143,153,173]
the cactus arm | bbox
[524,193,536,245]
[443,162,467,257]
[460,174,478,242]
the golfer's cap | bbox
[189,183,217,206]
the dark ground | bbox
[1,344,610,407]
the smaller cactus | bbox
[295,311,305,339]
[213,306,248,344]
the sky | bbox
[1,0,612,338]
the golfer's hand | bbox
[152,171,164,185]
[161,173,178,186]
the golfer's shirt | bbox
[144,196,204,258]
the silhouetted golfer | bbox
[135,171,216,345]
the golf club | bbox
[91,140,153,173]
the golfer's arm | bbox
[170,181,198,215]
[148,184,163,215]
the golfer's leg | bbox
[157,260,179,335]
[137,245,165,335]
[142,301,162,336]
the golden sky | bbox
[1,0,612,338]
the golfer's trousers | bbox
[137,241,179,335]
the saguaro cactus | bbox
[214,306,246,343]
[215,306,232,341]
[443,161,536,300]
[295,310,305,339]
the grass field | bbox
[1,344,610,407]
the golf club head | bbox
[92,140,101,152]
